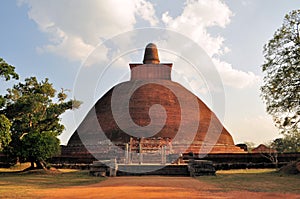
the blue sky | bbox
[0,0,299,145]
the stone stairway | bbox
[117,164,190,176]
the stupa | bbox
[62,43,244,161]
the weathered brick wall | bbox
[130,64,172,80]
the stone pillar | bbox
[109,158,118,177]
[161,146,166,164]
[129,137,133,164]
[139,143,143,164]
[169,141,173,154]
[125,143,129,164]
[177,153,183,165]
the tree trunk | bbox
[30,161,35,169]
[35,160,47,170]
[28,156,35,169]
[275,154,278,169]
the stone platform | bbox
[89,160,215,177]
[117,164,189,176]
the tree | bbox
[0,58,19,151]
[243,141,256,152]
[272,138,285,153]
[1,77,80,169]
[272,131,300,153]
[0,58,19,81]
[259,142,279,169]
[0,114,11,151]
[261,10,300,144]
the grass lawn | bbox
[0,163,105,198]
[198,169,300,194]
[0,165,299,198]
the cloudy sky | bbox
[0,0,298,146]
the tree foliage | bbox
[0,58,19,81]
[0,58,18,151]
[261,9,300,134]
[1,77,80,168]
[0,114,11,151]
[272,131,300,153]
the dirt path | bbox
[33,176,300,199]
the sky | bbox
[0,0,299,146]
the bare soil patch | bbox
[32,176,300,199]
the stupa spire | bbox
[143,43,160,64]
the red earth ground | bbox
[32,176,300,199]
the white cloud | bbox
[213,58,261,88]
[38,34,95,62]
[134,0,158,26]
[162,0,260,89]
[19,0,157,62]
[20,0,260,89]
[162,0,232,57]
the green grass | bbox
[0,165,106,198]
[198,169,300,193]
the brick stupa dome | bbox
[62,43,244,160]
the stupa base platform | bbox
[89,160,215,177]
[117,164,190,176]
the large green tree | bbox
[261,10,300,148]
[2,77,80,169]
[0,58,19,151]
